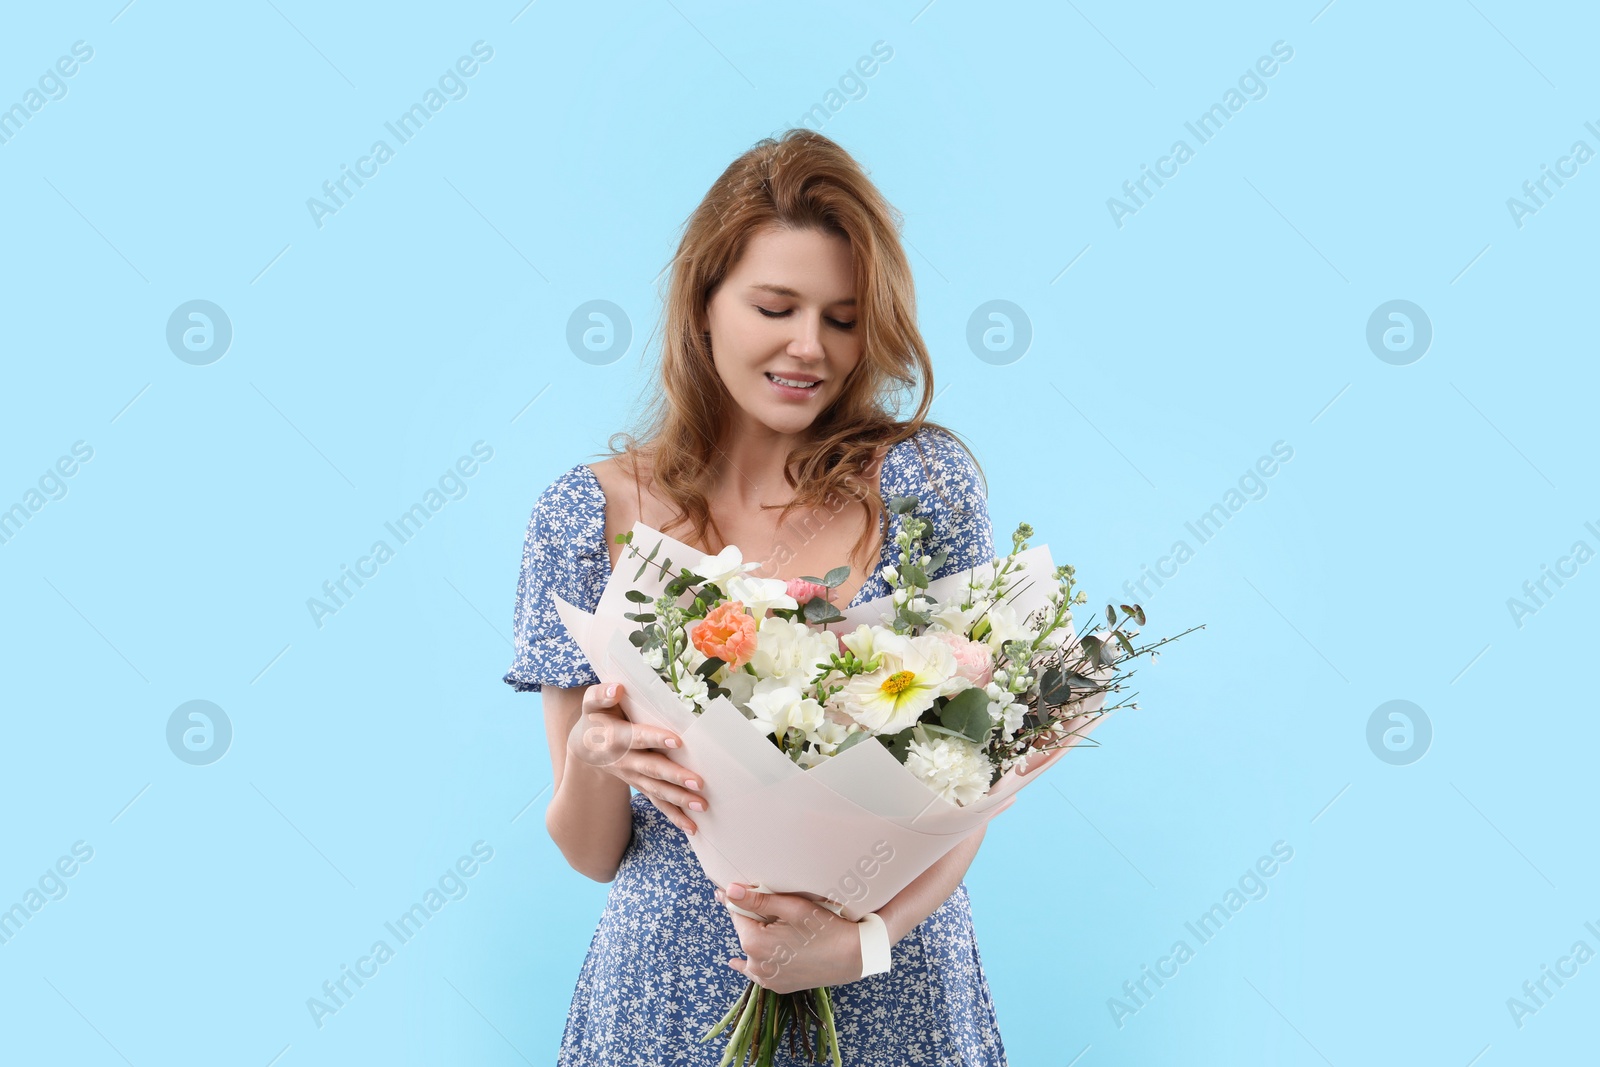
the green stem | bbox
[702,980,753,1042]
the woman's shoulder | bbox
[879,425,983,497]
[530,462,607,542]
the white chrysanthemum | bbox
[837,633,960,734]
[693,545,761,588]
[727,574,797,617]
[905,734,993,807]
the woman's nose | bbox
[788,314,826,359]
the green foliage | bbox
[937,686,992,743]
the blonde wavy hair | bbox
[603,128,984,566]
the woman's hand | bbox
[568,682,707,835]
[714,883,865,993]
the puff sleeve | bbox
[916,428,997,579]
[502,465,612,693]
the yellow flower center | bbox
[879,669,917,696]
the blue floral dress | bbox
[505,426,1009,1065]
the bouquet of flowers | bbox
[552,494,1197,1066]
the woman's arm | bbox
[874,823,986,944]
[541,683,635,883]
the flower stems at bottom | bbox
[702,981,841,1067]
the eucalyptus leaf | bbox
[625,589,651,603]
[835,730,870,754]
[879,727,915,764]
[803,598,845,624]
[939,686,993,743]
[1080,637,1104,667]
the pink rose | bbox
[928,630,994,687]
[785,578,832,604]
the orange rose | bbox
[691,601,759,669]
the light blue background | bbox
[2,1,1595,1064]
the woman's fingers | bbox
[640,792,698,836]
[629,752,706,808]
[577,681,705,834]
[582,683,686,753]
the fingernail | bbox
[685,778,700,790]
[665,737,680,748]
[689,800,705,812]
[607,683,618,698]
[728,883,746,900]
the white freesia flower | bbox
[745,684,824,738]
[905,734,993,807]
[930,601,983,638]
[795,719,857,768]
[748,616,838,687]
[837,633,960,734]
[806,718,852,751]
[980,602,1034,655]
[693,545,762,588]
[838,624,880,665]
[727,574,798,617]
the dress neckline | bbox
[573,444,908,611]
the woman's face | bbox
[703,225,862,439]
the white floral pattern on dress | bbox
[505,426,1007,1065]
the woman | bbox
[505,129,1036,1065]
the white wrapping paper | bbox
[553,521,1112,920]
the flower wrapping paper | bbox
[552,520,1112,921]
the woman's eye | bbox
[756,306,856,330]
